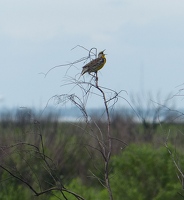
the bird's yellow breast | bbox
[97,56,106,71]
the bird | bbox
[81,50,106,75]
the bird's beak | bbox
[102,49,107,55]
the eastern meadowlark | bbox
[81,50,106,75]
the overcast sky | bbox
[1,0,184,111]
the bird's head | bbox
[98,50,106,58]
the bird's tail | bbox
[81,67,88,75]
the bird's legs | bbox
[95,72,98,87]
[89,72,98,87]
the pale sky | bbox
[1,0,184,110]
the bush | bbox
[49,178,108,200]
[49,144,184,200]
[0,171,31,200]
[110,144,183,200]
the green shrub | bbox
[110,144,183,200]
[49,178,108,200]
[0,171,29,200]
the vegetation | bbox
[0,111,184,199]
